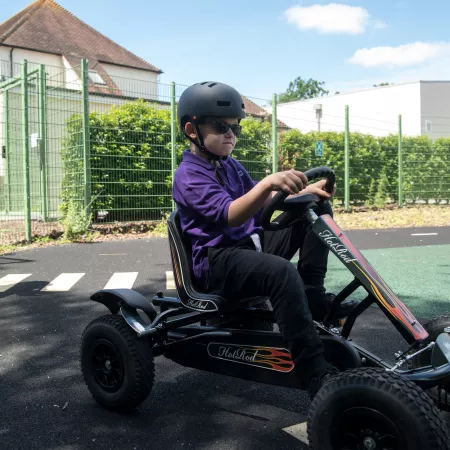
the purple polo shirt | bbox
[172,150,262,289]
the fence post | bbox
[170,82,177,210]
[398,114,403,208]
[272,93,278,174]
[4,90,11,214]
[22,60,32,241]
[344,105,350,211]
[39,64,48,221]
[81,59,92,216]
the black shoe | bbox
[306,288,358,322]
[307,365,340,401]
[324,292,358,319]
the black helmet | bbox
[177,81,246,130]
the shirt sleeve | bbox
[180,169,233,225]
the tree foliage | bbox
[279,77,329,103]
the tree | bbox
[373,82,390,87]
[279,77,329,103]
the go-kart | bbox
[80,167,450,449]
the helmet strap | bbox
[185,122,226,186]
[186,122,222,162]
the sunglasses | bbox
[202,120,242,137]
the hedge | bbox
[60,100,450,222]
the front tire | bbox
[81,314,155,412]
[307,368,449,450]
[410,314,450,411]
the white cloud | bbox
[284,3,369,35]
[374,20,387,29]
[348,42,450,68]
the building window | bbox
[88,70,106,85]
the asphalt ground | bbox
[0,226,449,449]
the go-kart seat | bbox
[167,210,270,312]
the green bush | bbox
[60,100,450,221]
[234,116,272,180]
[278,130,450,206]
[61,101,273,221]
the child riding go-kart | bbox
[80,165,450,450]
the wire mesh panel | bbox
[0,61,27,244]
[276,102,347,205]
[347,108,399,207]
[234,95,273,182]
[87,73,174,223]
[403,137,450,205]
[2,57,450,245]
[48,62,85,235]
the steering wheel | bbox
[260,166,336,232]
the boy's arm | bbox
[228,170,306,227]
[227,180,273,227]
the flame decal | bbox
[169,242,183,289]
[253,348,295,372]
[320,215,428,341]
[207,343,295,372]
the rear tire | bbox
[81,314,155,412]
[410,314,450,411]
[307,368,449,450]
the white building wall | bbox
[101,63,159,101]
[62,56,82,91]
[0,47,65,86]
[420,82,450,140]
[274,82,422,137]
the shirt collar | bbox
[182,149,229,170]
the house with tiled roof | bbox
[0,0,162,99]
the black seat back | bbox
[167,210,221,311]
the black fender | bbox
[90,289,158,320]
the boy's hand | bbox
[304,179,337,199]
[263,169,308,195]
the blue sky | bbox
[3,0,450,100]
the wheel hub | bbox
[91,339,124,393]
[331,407,403,449]
[362,435,377,450]
[104,360,112,372]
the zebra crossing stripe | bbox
[0,274,32,292]
[103,272,138,290]
[41,273,85,292]
[282,422,308,444]
[166,271,176,290]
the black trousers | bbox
[207,201,333,386]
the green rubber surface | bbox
[296,244,450,319]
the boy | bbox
[172,81,357,399]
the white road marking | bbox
[166,271,176,290]
[282,422,308,445]
[0,274,32,292]
[103,272,138,290]
[411,233,438,236]
[42,273,85,292]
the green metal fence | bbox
[0,57,448,245]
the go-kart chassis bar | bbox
[125,296,450,390]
